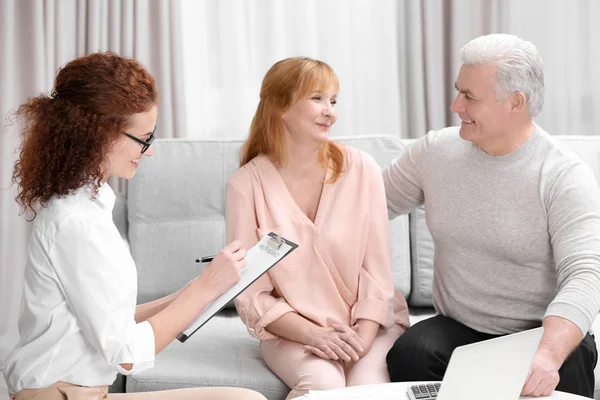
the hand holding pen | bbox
[196,234,284,263]
[195,240,247,298]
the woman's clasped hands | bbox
[303,323,370,363]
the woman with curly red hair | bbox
[4,52,265,400]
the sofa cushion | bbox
[126,309,438,400]
[125,309,288,400]
[408,206,435,307]
[557,136,600,183]
[127,140,242,304]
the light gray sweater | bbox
[383,126,600,335]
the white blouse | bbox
[4,183,155,394]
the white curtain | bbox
[502,0,600,136]
[0,0,185,373]
[180,0,600,139]
[179,0,404,139]
[397,0,506,136]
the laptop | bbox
[407,327,544,400]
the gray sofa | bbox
[111,134,600,399]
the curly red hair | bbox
[12,52,158,218]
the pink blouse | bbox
[226,146,409,340]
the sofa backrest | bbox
[125,136,412,304]
[119,134,600,308]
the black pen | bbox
[195,256,214,263]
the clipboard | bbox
[177,232,298,343]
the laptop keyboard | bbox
[407,383,441,399]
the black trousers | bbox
[386,315,598,398]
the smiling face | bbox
[104,105,158,180]
[450,64,514,149]
[281,85,338,145]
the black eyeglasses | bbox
[123,127,156,154]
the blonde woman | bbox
[226,57,409,399]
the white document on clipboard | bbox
[177,232,298,343]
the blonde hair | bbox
[240,57,345,183]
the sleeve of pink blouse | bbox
[226,172,296,340]
[350,154,397,328]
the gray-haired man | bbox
[384,34,600,398]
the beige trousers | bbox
[10,381,267,400]
[261,325,404,399]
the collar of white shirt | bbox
[79,182,116,212]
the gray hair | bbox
[460,33,544,117]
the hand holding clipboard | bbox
[178,232,298,342]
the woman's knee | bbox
[109,387,267,400]
[346,365,390,387]
[294,366,346,392]
[239,388,268,400]
[284,357,346,394]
